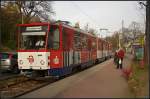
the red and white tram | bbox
[17,22,112,77]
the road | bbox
[18,54,134,98]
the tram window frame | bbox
[81,34,88,50]
[19,25,48,50]
[62,28,69,50]
[98,39,102,51]
[73,32,81,50]
[21,35,46,49]
[91,38,96,50]
[47,25,60,50]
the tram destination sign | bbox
[20,25,48,33]
[26,26,42,31]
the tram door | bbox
[62,28,72,67]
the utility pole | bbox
[122,20,124,34]
[140,1,150,65]
[146,1,150,65]
[118,32,120,49]
[0,13,1,49]
[119,20,124,49]
[0,24,1,49]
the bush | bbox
[122,67,133,80]
[127,60,149,97]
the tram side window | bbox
[103,43,106,50]
[48,26,60,50]
[87,37,91,51]
[74,32,81,50]
[98,40,102,51]
[81,34,88,50]
[91,39,96,50]
[62,28,69,50]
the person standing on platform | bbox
[114,50,118,65]
[117,48,125,69]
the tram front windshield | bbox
[22,35,46,49]
[20,26,47,50]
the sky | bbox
[51,1,145,37]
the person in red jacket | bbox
[117,48,125,69]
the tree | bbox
[14,1,55,23]
[0,1,55,50]
[1,2,20,49]
[119,27,131,44]
[75,22,80,28]
[106,32,119,51]
[128,21,143,41]
[88,28,97,36]
[84,23,89,32]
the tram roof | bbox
[53,22,98,38]
[17,22,50,26]
[17,22,111,44]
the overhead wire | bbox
[70,1,101,29]
[69,1,112,38]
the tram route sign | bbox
[26,26,42,31]
[20,25,48,33]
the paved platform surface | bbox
[18,54,134,98]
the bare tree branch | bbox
[14,0,55,22]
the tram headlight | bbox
[19,60,23,65]
[40,60,45,65]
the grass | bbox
[127,60,149,98]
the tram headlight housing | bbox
[19,60,23,65]
[40,60,45,65]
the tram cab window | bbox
[19,26,47,50]
[48,26,60,50]
[22,35,45,49]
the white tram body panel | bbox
[18,52,50,70]
[97,50,103,59]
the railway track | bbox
[0,68,82,98]
[0,75,55,98]
[0,74,21,81]
[0,69,85,98]
[0,74,26,89]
